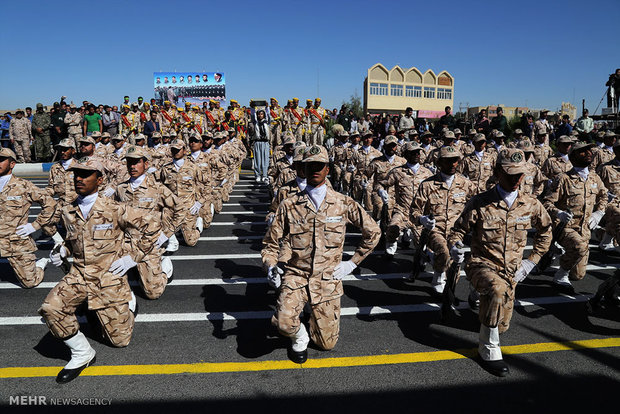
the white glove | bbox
[147,167,157,174]
[419,215,436,230]
[514,259,536,283]
[361,181,368,189]
[449,243,465,264]
[378,189,389,203]
[219,178,228,187]
[333,260,356,280]
[427,165,437,174]
[109,255,138,276]
[156,232,169,248]
[267,265,283,288]
[16,223,36,237]
[329,156,335,162]
[266,213,275,227]
[103,187,116,197]
[557,210,573,223]
[346,165,356,172]
[189,201,202,215]
[49,246,68,267]
[589,210,605,230]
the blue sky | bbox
[1,0,619,114]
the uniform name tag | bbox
[93,223,113,231]
[6,196,22,201]
[592,183,598,188]
[139,197,154,202]
[182,176,193,180]
[453,192,465,198]
[199,163,208,167]
[326,216,342,223]
[516,215,530,223]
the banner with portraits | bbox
[154,72,226,106]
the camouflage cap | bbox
[0,147,17,161]
[403,142,421,153]
[350,131,360,137]
[596,131,605,139]
[134,133,146,141]
[170,130,178,137]
[294,141,307,149]
[570,130,579,137]
[537,127,548,135]
[514,128,523,135]
[556,135,573,144]
[36,103,43,109]
[453,128,462,135]
[70,156,104,174]
[604,131,617,138]
[201,131,213,139]
[495,131,505,138]
[101,132,111,138]
[468,129,477,136]
[302,145,329,163]
[152,131,162,139]
[410,129,419,136]
[293,146,306,162]
[439,146,462,159]
[384,135,398,146]
[77,136,96,145]
[55,138,76,149]
[69,103,76,109]
[282,135,296,146]
[498,148,528,175]
[170,139,186,149]
[540,108,549,113]
[421,131,434,138]
[338,130,350,138]
[111,134,125,142]
[123,145,151,161]
[569,141,595,154]
[443,130,456,140]
[473,133,487,143]
[362,130,374,137]
[90,131,102,138]
[517,140,535,153]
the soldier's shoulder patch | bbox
[511,152,523,162]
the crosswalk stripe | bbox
[0,294,593,326]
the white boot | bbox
[161,256,173,280]
[166,234,179,253]
[432,271,446,293]
[51,232,64,247]
[599,233,615,251]
[478,325,502,361]
[210,203,215,216]
[36,258,50,271]
[292,324,310,352]
[553,268,572,288]
[196,217,204,233]
[385,241,398,256]
[63,331,96,370]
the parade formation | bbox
[1,95,620,386]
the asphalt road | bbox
[1,166,619,413]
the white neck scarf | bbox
[474,150,484,161]
[386,154,395,164]
[129,173,146,190]
[77,192,98,218]
[305,183,327,210]
[296,177,307,192]
[497,185,519,209]
[407,163,420,174]
[0,174,11,193]
[191,151,201,160]
[173,158,185,171]
[440,172,455,188]
[61,158,74,170]
[574,166,589,181]
[285,154,293,165]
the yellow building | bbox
[364,63,454,118]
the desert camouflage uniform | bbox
[543,169,607,280]
[159,158,205,246]
[448,188,552,333]
[269,106,285,147]
[262,186,380,350]
[286,107,306,142]
[532,143,552,167]
[308,106,327,146]
[38,196,159,346]
[351,145,382,208]
[378,164,433,247]
[115,174,184,299]
[329,143,348,190]
[64,112,83,143]
[541,154,572,182]
[591,146,614,173]
[411,173,475,274]
[210,145,232,213]
[419,144,436,166]
[366,154,407,220]
[268,155,295,194]
[599,160,620,242]
[457,151,496,193]
[42,160,77,236]
[340,144,359,195]
[519,160,547,197]
[188,151,216,228]
[0,176,56,287]
[9,117,33,163]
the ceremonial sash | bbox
[205,110,216,124]
[181,112,191,124]
[270,108,280,120]
[221,122,230,131]
[140,112,147,122]
[195,121,203,134]
[121,114,132,129]
[291,109,303,123]
[308,108,322,121]
[161,110,174,124]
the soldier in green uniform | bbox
[31,103,52,161]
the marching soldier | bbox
[328,131,349,192]
[115,146,185,297]
[341,131,362,195]
[597,141,620,251]
[591,131,616,173]
[367,135,407,221]
[159,139,205,247]
[268,97,284,148]
[39,156,159,383]
[351,132,382,208]
[0,148,56,288]
[532,128,552,167]
[9,109,33,163]
[266,145,307,225]
[419,131,436,167]
[457,133,496,194]
[448,148,552,376]
[379,142,434,258]
[541,135,572,182]
[268,135,296,194]
[187,133,215,229]
[262,145,380,363]
[410,146,475,293]
[517,140,547,197]
[543,142,607,292]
